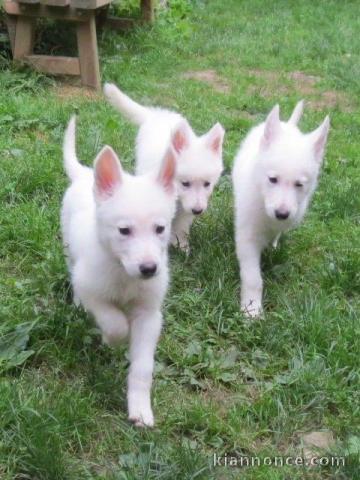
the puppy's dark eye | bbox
[269,176,278,184]
[295,181,303,188]
[204,181,210,188]
[182,181,191,188]
[119,227,131,236]
[155,225,165,234]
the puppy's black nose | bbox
[139,263,157,278]
[192,208,203,215]
[275,209,290,220]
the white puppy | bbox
[232,101,330,317]
[104,83,225,252]
[61,117,177,426]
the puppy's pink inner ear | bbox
[158,146,176,192]
[206,123,225,154]
[95,147,122,197]
[262,104,281,149]
[172,123,190,153]
[312,116,330,161]
[211,136,222,152]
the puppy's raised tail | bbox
[63,116,88,182]
[103,83,150,125]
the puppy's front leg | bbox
[127,309,162,427]
[237,240,263,318]
[171,210,193,253]
[84,300,129,346]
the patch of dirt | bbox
[298,430,335,462]
[182,69,231,93]
[308,90,353,111]
[247,69,280,82]
[288,71,320,94]
[246,68,353,112]
[35,130,48,141]
[247,69,319,95]
[201,383,260,416]
[53,84,100,100]
[247,84,290,97]
[226,109,258,121]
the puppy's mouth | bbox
[272,214,293,227]
[139,271,159,281]
[140,273,158,280]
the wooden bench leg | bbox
[13,16,36,59]
[141,0,155,23]
[76,14,100,90]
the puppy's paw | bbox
[179,240,190,255]
[171,234,190,255]
[241,300,262,319]
[102,323,129,347]
[272,233,281,249]
[73,294,81,307]
[170,236,178,249]
[128,405,154,428]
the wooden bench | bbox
[4,0,155,90]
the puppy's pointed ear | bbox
[309,116,330,163]
[158,146,177,193]
[94,146,123,199]
[171,121,191,154]
[261,104,281,149]
[204,122,225,155]
[288,99,304,125]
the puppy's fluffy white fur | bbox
[104,83,225,252]
[61,117,177,427]
[232,101,330,317]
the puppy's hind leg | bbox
[127,309,162,427]
[65,254,81,306]
[237,239,263,318]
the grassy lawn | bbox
[0,0,359,478]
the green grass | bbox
[0,0,359,478]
